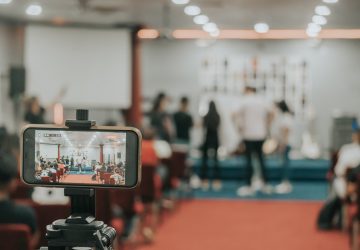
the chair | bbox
[110,177,116,185]
[104,173,112,184]
[10,180,32,199]
[99,171,105,183]
[56,170,61,181]
[41,176,50,182]
[0,224,32,250]
[51,174,57,183]
[30,202,71,249]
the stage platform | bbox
[191,156,330,181]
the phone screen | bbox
[22,127,141,188]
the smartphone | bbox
[21,125,141,188]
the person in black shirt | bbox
[149,92,174,142]
[0,153,39,247]
[200,101,222,191]
[173,97,193,143]
[24,96,45,124]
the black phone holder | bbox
[42,109,116,250]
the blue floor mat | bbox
[191,156,330,181]
[193,181,329,201]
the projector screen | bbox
[25,25,132,108]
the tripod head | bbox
[42,109,116,250]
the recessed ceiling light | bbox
[306,29,319,38]
[26,4,42,16]
[308,23,322,33]
[0,0,11,4]
[322,0,338,3]
[312,15,327,25]
[193,15,209,25]
[172,0,189,4]
[184,5,201,16]
[203,22,217,33]
[315,5,331,16]
[254,23,269,33]
[209,29,220,38]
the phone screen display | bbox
[22,127,140,188]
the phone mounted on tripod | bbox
[20,109,142,250]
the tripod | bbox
[40,110,116,250]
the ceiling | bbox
[0,0,359,29]
[37,130,126,148]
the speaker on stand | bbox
[9,66,26,131]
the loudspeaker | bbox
[9,66,26,98]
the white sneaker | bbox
[261,185,273,194]
[275,181,293,194]
[236,186,255,197]
[212,180,222,191]
[252,179,265,192]
[201,180,210,191]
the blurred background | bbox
[0,0,360,249]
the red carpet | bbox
[139,200,348,250]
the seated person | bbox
[0,154,39,247]
[49,166,57,175]
[333,129,360,199]
[111,167,125,185]
[106,165,113,173]
[34,171,42,181]
[318,129,360,230]
[40,167,51,177]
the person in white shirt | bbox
[274,100,294,194]
[235,86,273,196]
[333,131,360,199]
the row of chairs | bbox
[0,149,190,250]
[327,151,360,250]
[41,168,66,183]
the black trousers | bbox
[200,142,220,180]
[244,140,267,186]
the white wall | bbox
[141,39,360,150]
[103,144,126,164]
[0,23,23,132]
[39,143,58,159]
[25,25,132,108]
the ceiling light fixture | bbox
[203,22,218,33]
[26,4,42,16]
[308,23,322,33]
[322,0,338,3]
[172,0,190,4]
[315,5,331,16]
[193,15,209,25]
[209,29,220,38]
[254,23,269,33]
[0,0,12,4]
[312,15,327,25]
[184,5,201,16]
[306,29,319,38]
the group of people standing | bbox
[147,87,295,196]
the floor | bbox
[138,200,349,250]
[193,181,329,200]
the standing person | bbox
[274,101,294,194]
[149,92,174,142]
[173,96,194,143]
[236,86,273,196]
[201,101,221,191]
